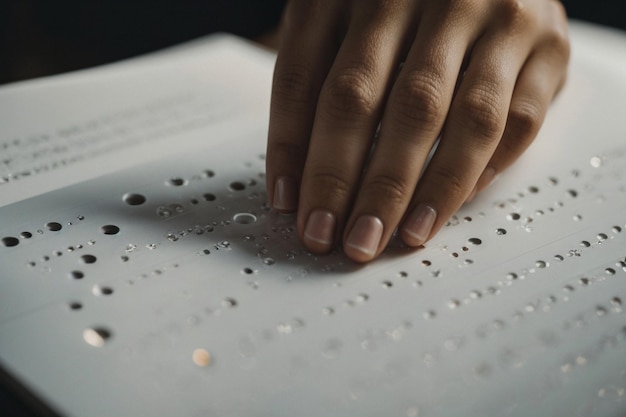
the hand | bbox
[266,0,570,262]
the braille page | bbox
[1,22,625,417]
[0,34,275,207]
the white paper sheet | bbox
[1,23,625,417]
[0,35,274,207]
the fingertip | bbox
[303,209,336,254]
[400,203,437,247]
[344,215,384,263]
[272,176,298,212]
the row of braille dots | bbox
[560,326,626,382]
[443,226,625,312]
[308,237,487,317]
[82,333,215,369]
[401,291,625,381]
[517,176,579,201]
[156,155,265,188]
[500,256,624,324]
[0,156,82,184]
[508,225,624,284]
[498,191,581,233]
[164,171,254,191]
[453,176,574,223]
[123,178,259,215]
[556,295,626,375]
[1,216,88,248]
[81,289,244,349]
[154,213,259,258]
[161,164,265,208]
[85,316,308,373]
[118,231,259,286]
[464,298,626,383]
[23,224,120,269]
[439,237,484,263]
[466,263,626,352]
[147,217,259,257]
[374,235,622,327]
[164,167,259,192]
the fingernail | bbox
[273,176,298,212]
[304,210,336,246]
[477,167,498,190]
[346,215,384,256]
[403,204,437,244]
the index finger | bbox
[266,3,340,213]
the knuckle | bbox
[322,67,378,120]
[459,83,504,143]
[542,24,571,62]
[550,0,568,23]
[272,64,317,111]
[496,102,543,159]
[364,174,413,206]
[308,170,352,201]
[427,166,467,200]
[496,0,529,28]
[393,70,445,131]
[506,101,543,140]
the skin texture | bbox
[266,0,570,263]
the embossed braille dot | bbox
[46,222,62,231]
[93,285,113,296]
[81,255,97,264]
[69,302,83,310]
[83,327,112,347]
[70,271,84,280]
[123,193,146,206]
[2,237,19,247]
[507,213,521,221]
[233,213,257,224]
[167,178,186,186]
[101,225,120,235]
[229,181,246,191]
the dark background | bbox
[0,0,625,85]
[0,0,624,416]
[0,0,287,84]
[563,0,626,31]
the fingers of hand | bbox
[473,1,570,195]
[341,24,474,262]
[477,56,569,196]
[297,6,414,254]
[267,0,571,261]
[400,7,539,247]
[266,4,342,212]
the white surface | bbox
[0,35,274,207]
[0,22,625,417]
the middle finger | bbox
[298,4,414,254]
[341,5,481,262]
